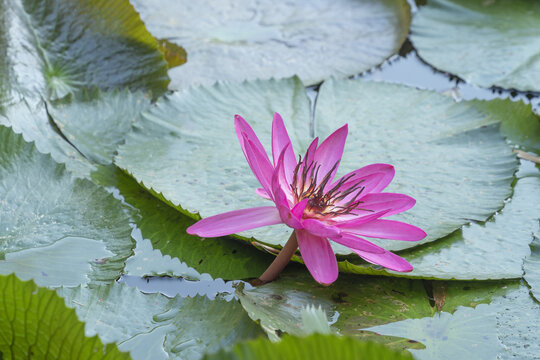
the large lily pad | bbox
[1,0,168,100]
[315,78,516,252]
[0,274,130,359]
[92,165,273,280]
[204,333,413,360]
[410,0,540,92]
[57,281,265,360]
[131,0,410,89]
[0,125,134,287]
[115,77,310,250]
[365,285,540,359]
[340,160,540,279]
[116,77,517,259]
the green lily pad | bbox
[57,281,265,360]
[340,160,540,279]
[117,77,518,260]
[0,98,95,178]
[92,165,273,280]
[524,235,540,302]
[469,99,540,154]
[0,125,134,287]
[115,77,310,251]
[1,0,168,100]
[203,333,413,360]
[365,285,540,359]
[315,78,516,252]
[48,90,152,165]
[0,274,130,359]
[237,268,516,352]
[410,0,540,92]
[131,0,410,89]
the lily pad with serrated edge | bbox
[0,125,133,287]
[0,274,130,359]
[115,77,517,262]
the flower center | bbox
[290,152,370,219]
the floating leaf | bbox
[315,78,516,252]
[0,98,95,178]
[0,0,168,100]
[117,78,517,261]
[48,90,152,165]
[92,165,273,280]
[115,77,309,251]
[58,281,265,360]
[203,333,413,360]
[365,285,540,359]
[0,274,130,359]
[340,160,540,279]
[0,126,133,287]
[131,0,410,89]
[524,235,540,302]
[410,0,540,92]
[237,268,519,352]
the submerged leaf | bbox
[57,281,265,360]
[0,274,130,359]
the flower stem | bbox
[254,231,298,285]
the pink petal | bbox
[271,143,294,202]
[234,114,270,166]
[291,198,309,219]
[187,207,282,237]
[243,135,274,199]
[334,209,391,228]
[330,163,395,194]
[271,113,297,184]
[297,230,338,285]
[351,193,415,217]
[353,249,413,272]
[344,219,427,241]
[331,233,385,254]
[302,218,341,239]
[272,147,303,229]
[255,188,271,200]
[314,124,348,185]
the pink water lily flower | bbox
[187,113,426,285]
